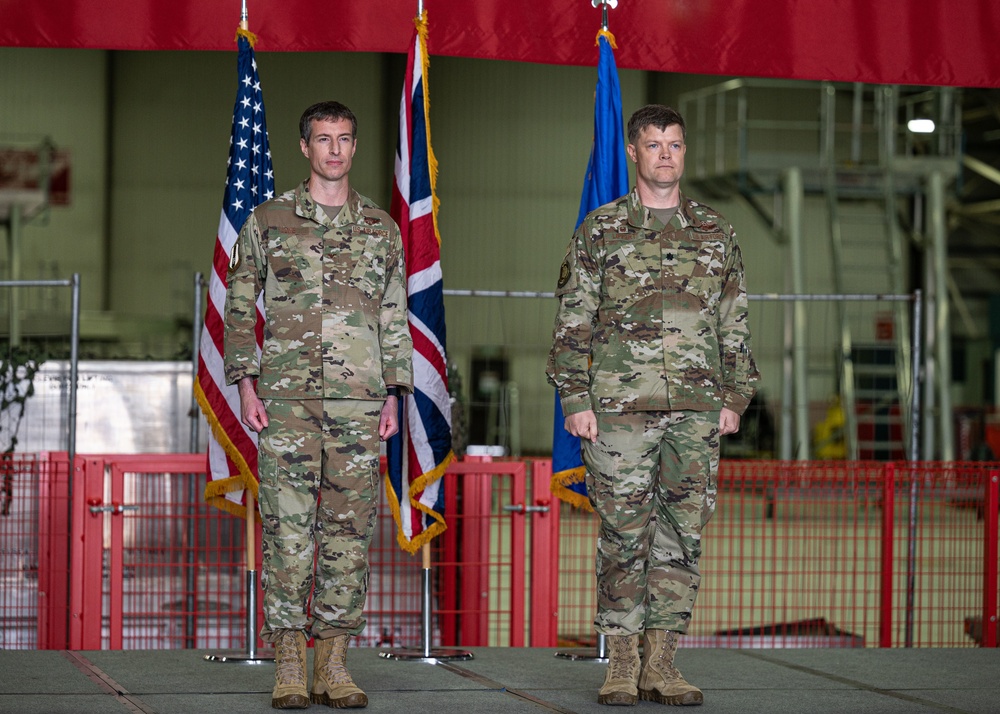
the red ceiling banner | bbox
[2,0,999,88]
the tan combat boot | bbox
[271,629,310,709]
[597,634,641,706]
[311,633,368,708]
[638,629,703,706]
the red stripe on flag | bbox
[410,323,447,378]
[212,236,231,282]
[197,357,256,456]
[202,298,226,361]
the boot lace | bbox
[651,631,683,680]
[608,636,638,680]
[320,639,355,685]
[275,633,306,687]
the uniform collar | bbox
[625,187,709,231]
[294,180,363,227]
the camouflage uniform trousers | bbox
[582,409,720,636]
[257,397,382,643]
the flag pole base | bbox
[378,565,473,662]
[553,648,609,662]
[203,651,274,664]
[204,569,274,664]
[555,633,609,662]
[378,647,473,662]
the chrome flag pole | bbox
[380,394,472,662]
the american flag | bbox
[194,29,274,518]
[385,10,454,554]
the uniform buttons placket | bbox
[659,229,673,404]
[322,228,336,393]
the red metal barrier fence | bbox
[1,455,996,650]
[691,461,1000,648]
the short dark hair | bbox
[299,101,358,142]
[627,104,686,145]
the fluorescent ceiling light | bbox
[907,118,936,133]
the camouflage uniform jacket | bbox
[547,188,759,416]
[224,181,413,400]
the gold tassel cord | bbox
[595,28,618,49]
[235,27,259,47]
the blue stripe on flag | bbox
[413,386,453,466]
[409,282,447,338]
[410,78,432,205]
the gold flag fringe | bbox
[383,448,455,555]
[415,10,443,248]
[551,465,594,511]
[194,379,261,521]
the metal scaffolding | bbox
[680,79,960,460]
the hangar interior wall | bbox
[0,48,979,454]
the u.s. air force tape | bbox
[351,225,389,238]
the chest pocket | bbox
[664,232,726,298]
[349,231,387,302]
[601,231,658,304]
[267,228,321,293]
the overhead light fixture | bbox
[907,118,936,134]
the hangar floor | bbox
[1,646,998,713]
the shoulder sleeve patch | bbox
[555,250,578,296]
[558,260,571,289]
[228,241,241,273]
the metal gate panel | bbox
[69,456,105,649]
[529,458,559,646]
[443,458,556,647]
[69,454,252,651]
[37,453,71,649]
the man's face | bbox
[627,123,686,191]
[300,117,356,183]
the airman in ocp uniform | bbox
[224,101,412,710]
[547,104,759,707]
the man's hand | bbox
[237,377,269,433]
[565,409,598,444]
[379,396,399,441]
[719,407,741,436]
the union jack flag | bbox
[195,28,273,518]
[386,10,454,553]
